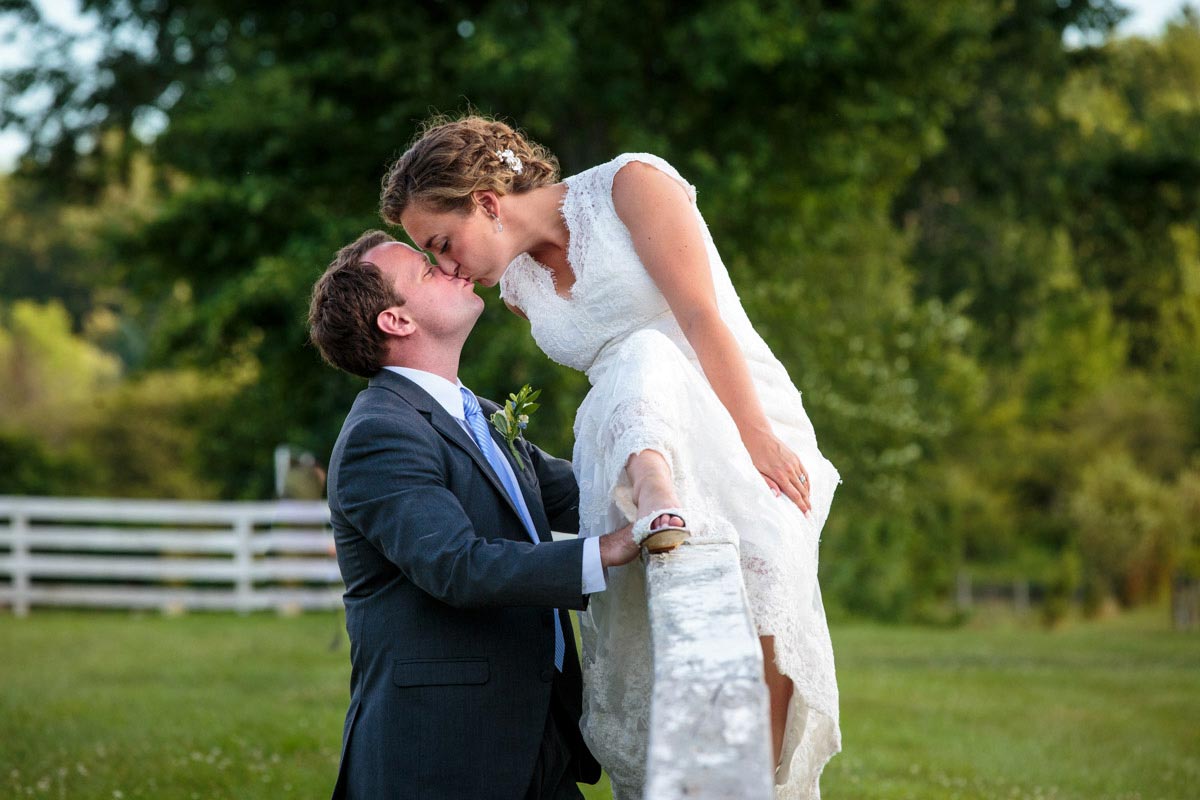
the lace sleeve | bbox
[497,256,528,313]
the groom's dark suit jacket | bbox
[327,369,601,799]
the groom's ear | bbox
[377,306,416,339]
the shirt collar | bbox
[383,366,468,421]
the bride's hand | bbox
[744,429,811,514]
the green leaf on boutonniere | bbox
[490,385,540,470]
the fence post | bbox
[1173,574,1199,631]
[12,507,30,618]
[1014,579,1030,615]
[642,542,773,799]
[956,569,972,611]
[234,514,253,614]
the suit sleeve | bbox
[526,442,581,535]
[335,412,587,610]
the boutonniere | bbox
[490,385,541,470]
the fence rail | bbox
[0,496,338,616]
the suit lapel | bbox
[429,411,528,523]
[369,370,525,525]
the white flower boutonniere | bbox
[490,385,540,470]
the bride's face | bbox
[400,201,509,288]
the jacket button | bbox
[539,668,553,683]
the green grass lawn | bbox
[1,608,1195,799]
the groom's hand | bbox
[599,524,639,568]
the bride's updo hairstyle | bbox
[380,115,560,223]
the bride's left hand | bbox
[744,429,811,514]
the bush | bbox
[0,428,91,495]
[1069,451,1181,609]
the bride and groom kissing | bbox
[308,115,841,799]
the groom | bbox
[309,230,638,799]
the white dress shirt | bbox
[384,366,606,595]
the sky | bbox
[1117,0,1197,33]
[0,0,1196,171]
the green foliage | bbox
[0,428,92,495]
[0,299,247,497]
[1,1,1198,617]
[84,368,246,498]
[1069,450,1180,608]
[1014,245,1128,423]
[0,175,99,322]
[0,300,122,445]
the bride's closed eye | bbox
[425,241,447,267]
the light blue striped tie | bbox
[460,387,565,672]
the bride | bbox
[381,115,841,799]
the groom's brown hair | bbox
[309,230,404,378]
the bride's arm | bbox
[611,161,812,513]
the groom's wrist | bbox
[599,524,637,569]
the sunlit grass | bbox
[822,608,1200,799]
[1,610,347,799]
[1,608,1195,798]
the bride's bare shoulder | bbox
[611,161,693,224]
[609,155,695,211]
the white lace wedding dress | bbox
[499,153,841,800]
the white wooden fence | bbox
[0,496,339,616]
